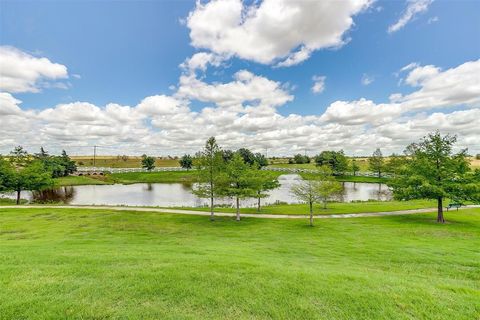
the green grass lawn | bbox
[0,207,478,319]
[172,199,438,215]
[108,171,198,184]
[54,175,112,186]
[0,197,27,205]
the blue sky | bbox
[0,0,479,155]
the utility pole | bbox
[93,145,97,167]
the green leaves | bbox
[179,154,193,170]
[314,150,348,175]
[389,131,479,205]
[368,148,385,177]
[141,155,156,171]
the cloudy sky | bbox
[0,0,479,156]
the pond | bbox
[6,174,392,207]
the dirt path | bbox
[1,205,479,219]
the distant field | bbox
[269,158,369,172]
[471,158,480,169]
[71,156,179,168]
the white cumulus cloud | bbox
[187,0,372,66]
[0,46,68,93]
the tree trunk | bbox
[210,194,214,221]
[16,189,21,205]
[437,197,445,223]
[257,194,261,212]
[323,199,327,209]
[236,197,241,221]
[309,201,313,226]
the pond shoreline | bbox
[54,171,389,186]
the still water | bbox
[13,174,392,207]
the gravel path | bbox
[1,205,479,219]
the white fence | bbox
[77,167,188,173]
[77,165,391,177]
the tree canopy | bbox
[388,131,480,223]
[179,154,193,170]
[217,153,258,221]
[314,150,348,175]
[0,157,53,204]
[141,155,156,171]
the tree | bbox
[0,157,14,194]
[217,153,257,221]
[221,149,234,162]
[60,150,77,176]
[179,154,193,170]
[314,150,348,175]
[10,146,29,167]
[35,149,76,178]
[291,179,323,227]
[350,159,360,176]
[368,148,384,177]
[291,166,343,226]
[193,137,224,221]
[236,148,255,165]
[253,152,269,167]
[316,166,343,209]
[0,159,53,204]
[35,147,49,159]
[294,154,310,164]
[384,153,406,176]
[388,131,480,223]
[141,154,155,171]
[252,171,280,212]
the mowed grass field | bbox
[71,156,179,168]
[172,199,439,215]
[1,207,479,319]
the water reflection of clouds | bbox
[5,174,392,207]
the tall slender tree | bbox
[350,159,360,176]
[193,137,224,221]
[368,148,384,177]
